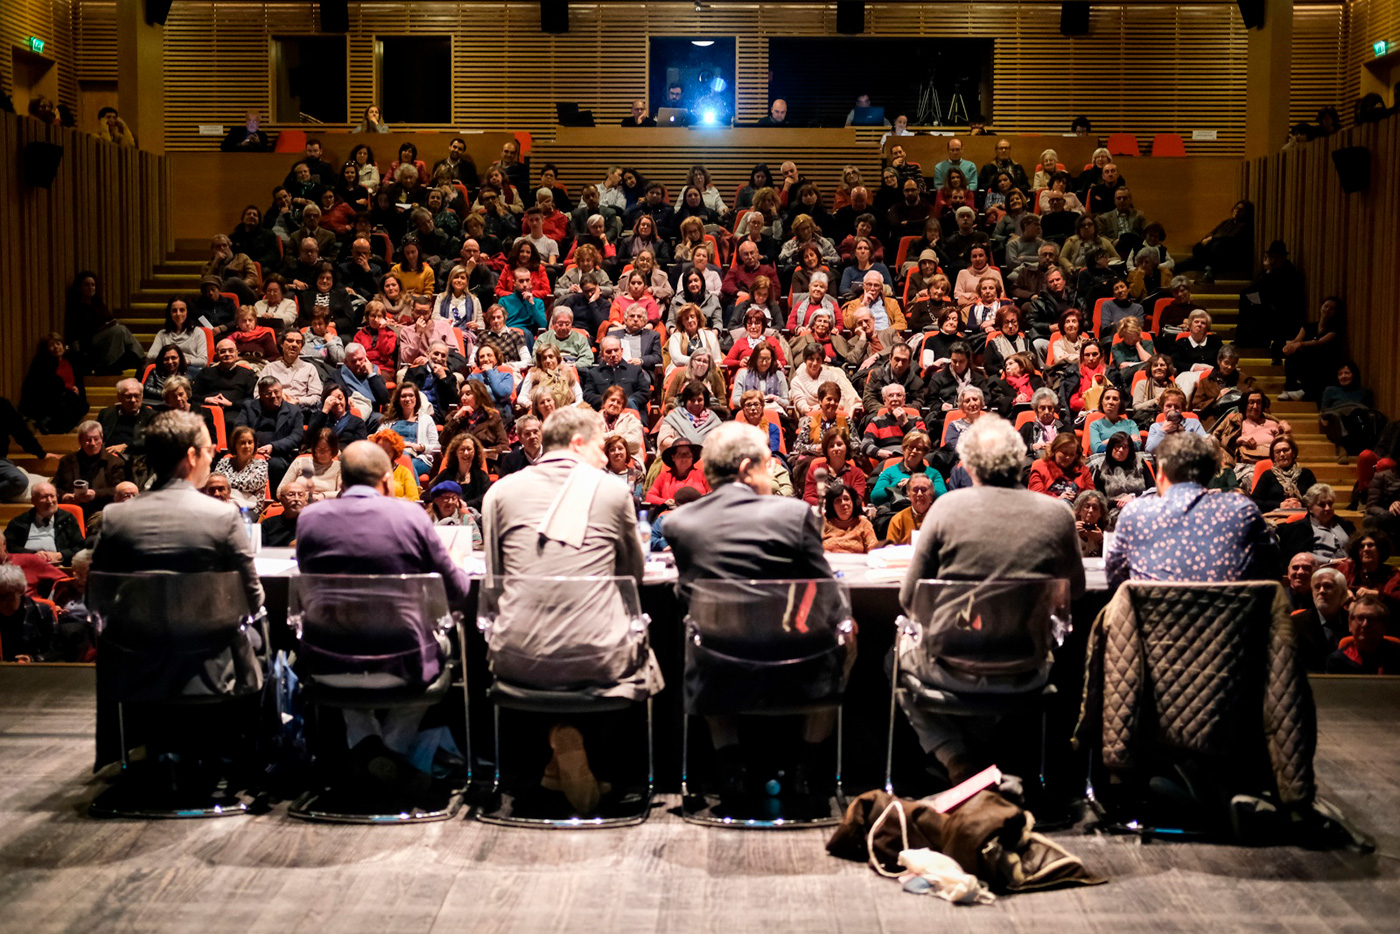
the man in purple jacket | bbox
[295,440,472,784]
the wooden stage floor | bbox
[1,667,1397,934]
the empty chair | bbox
[474,575,658,827]
[681,578,855,827]
[286,573,466,823]
[888,578,1071,798]
[87,570,268,819]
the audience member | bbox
[54,421,126,519]
[1325,595,1400,674]
[4,482,82,567]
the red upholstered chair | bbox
[57,503,86,538]
[1105,133,1141,157]
[1150,133,1187,157]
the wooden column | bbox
[1244,0,1292,159]
[115,0,165,153]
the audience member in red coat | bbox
[720,240,779,305]
[1069,341,1109,414]
[352,302,399,371]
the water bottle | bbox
[240,506,261,553]
[636,518,652,553]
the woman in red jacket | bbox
[1069,341,1109,414]
[1029,432,1093,502]
[351,301,398,371]
[494,240,551,299]
[802,428,867,505]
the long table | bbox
[253,548,1110,795]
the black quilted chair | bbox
[1078,581,1320,842]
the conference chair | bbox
[472,575,655,828]
[87,570,269,819]
[285,573,466,823]
[1078,581,1330,844]
[680,578,855,828]
[886,578,1071,801]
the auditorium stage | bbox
[0,668,1396,933]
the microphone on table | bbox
[812,465,829,518]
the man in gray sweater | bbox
[898,415,1084,784]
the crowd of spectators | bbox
[2,123,1396,675]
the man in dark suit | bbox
[581,337,651,413]
[662,421,849,795]
[90,410,265,768]
[606,304,663,370]
[401,341,461,421]
[235,376,305,488]
[96,378,154,464]
[296,441,472,780]
[494,415,543,478]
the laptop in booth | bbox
[850,106,886,126]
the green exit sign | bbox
[27,36,45,53]
[1376,39,1390,57]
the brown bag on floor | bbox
[826,789,1106,893]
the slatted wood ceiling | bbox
[143,1,1266,153]
[1241,113,1400,416]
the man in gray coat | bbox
[90,409,264,769]
[663,421,851,797]
[898,414,1084,785]
[481,405,654,812]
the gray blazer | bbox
[482,451,655,698]
[91,478,264,612]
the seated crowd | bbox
[2,133,1394,679]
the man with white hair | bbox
[862,383,927,458]
[4,482,83,566]
[533,306,596,367]
[897,415,1084,784]
[96,379,154,462]
[1296,565,1351,671]
[482,406,654,812]
[605,304,663,369]
[841,269,906,331]
[581,337,651,413]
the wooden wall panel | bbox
[0,111,169,398]
[153,0,1263,155]
[1241,113,1400,416]
[72,0,116,82]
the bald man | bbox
[296,441,470,599]
[757,99,790,127]
[295,440,472,778]
[192,338,257,409]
